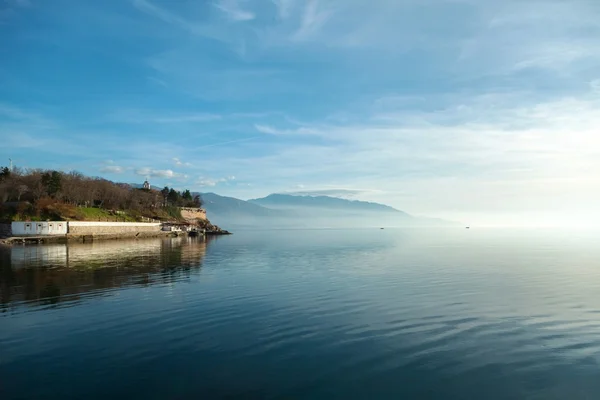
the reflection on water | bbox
[2,229,600,399]
[0,237,209,311]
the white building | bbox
[11,221,68,236]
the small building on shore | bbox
[12,221,68,236]
[162,222,194,232]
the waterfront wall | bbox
[68,221,162,235]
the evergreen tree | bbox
[41,171,62,197]
[167,188,180,205]
[161,187,170,206]
[0,166,10,182]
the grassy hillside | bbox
[0,167,198,223]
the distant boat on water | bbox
[466,226,470,229]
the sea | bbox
[2,228,600,399]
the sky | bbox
[1,0,600,226]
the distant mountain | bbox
[200,192,285,218]
[195,192,461,229]
[248,194,411,217]
[197,193,295,227]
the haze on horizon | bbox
[2,0,599,227]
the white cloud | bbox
[134,168,182,179]
[172,157,192,167]
[196,179,218,187]
[100,165,125,174]
[223,90,600,225]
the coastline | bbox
[0,225,231,246]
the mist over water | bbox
[2,229,600,399]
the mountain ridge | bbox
[196,192,457,228]
[248,193,410,216]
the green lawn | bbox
[76,207,137,222]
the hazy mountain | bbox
[198,192,295,228]
[200,192,285,217]
[248,194,411,217]
[197,192,458,229]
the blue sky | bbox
[1,0,600,225]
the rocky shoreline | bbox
[197,220,232,235]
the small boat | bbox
[465,227,470,229]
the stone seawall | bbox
[67,231,180,242]
[68,222,162,236]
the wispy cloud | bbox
[283,188,383,198]
[134,168,183,179]
[215,0,254,21]
[0,103,56,129]
[100,165,125,174]
[254,124,317,135]
[196,175,236,187]
[271,0,294,19]
[591,79,600,94]
[131,0,224,40]
[132,0,190,29]
[291,0,332,41]
[147,76,168,87]
[112,110,221,124]
[194,136,261,149]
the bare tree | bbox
[17,184,28,201]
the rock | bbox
[196,219,231,235]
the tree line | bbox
[0,166,202,214]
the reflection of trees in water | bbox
[0,237,211,312]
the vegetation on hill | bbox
[0,166,202,222]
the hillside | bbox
[0,167,202,224]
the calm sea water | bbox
[2,229,600,399]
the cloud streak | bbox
[215,0,254,21]
[112,110,221,124]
